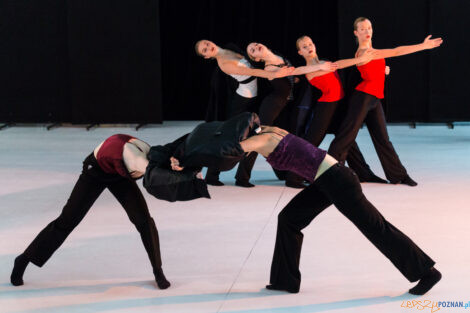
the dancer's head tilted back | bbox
[246,42,270,62]
[195,39,219,59]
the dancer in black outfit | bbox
[196,40,293,187]
[232,124,441,295]
[10,135,170,289]
[328,17,443,186]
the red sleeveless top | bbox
[96,134,135,177]
[308,71,344,102]
[355,58,386,99]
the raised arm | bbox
[371,35,443,59]
[219,60,294,79]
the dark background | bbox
[1,0,468,123]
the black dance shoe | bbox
[359,174,389,184]
[266,284,299,293]
[235,180,255,188]
[400,175,418,187]
[205,179,224,186]
[285,180,307,189]
[409,267,441,295]
[154,268,171,289]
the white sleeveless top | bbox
[229,58,258,98]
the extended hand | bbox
[271,66,295,80]
[423,35,443,49]
[319,61,338,72]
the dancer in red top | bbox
[328,17,443,186]
[11,135,170,289]
[295,35,387,183]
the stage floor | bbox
[1,123,469,313]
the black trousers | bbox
[259,77,302,183]
[258,77,291,126]
[269,163,434,291]
[23,154,163,273]
[328,91,408,183]
[206,93,260,183]
[304,100,379,181]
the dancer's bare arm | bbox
[288,62,338,76]
[359,35,443,61]
[334,48,376,69]
[240,126,287,157]
[219,60,294,79]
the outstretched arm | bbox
[371,35,443,59]
[289,62,338,76]
[219,60,294,79]
[335,48,376,69]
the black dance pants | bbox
[269,163,434,292]
[304,100,379,181]
[23,153,163,273]
[328,91,408,183]
[206,93,259,182]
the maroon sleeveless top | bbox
[96,134,135,178]
[266,134,327,183]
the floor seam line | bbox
[215,186,287,313]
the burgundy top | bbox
[96,134,135,178]
[266,134,327,183]
[355,58,386,99]
[308,71,344,102]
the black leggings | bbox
[206,93,259,182]
[269,163,434,291]
[328,91,408,183]
[304,101,379,181]
[258,77,292,126]
[23,154,163,273]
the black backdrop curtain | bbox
[160,0,469,122]
[0,0,162,123]
[1,0,469,123]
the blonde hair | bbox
[296,35,310,50]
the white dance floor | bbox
[1,123,469,313]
